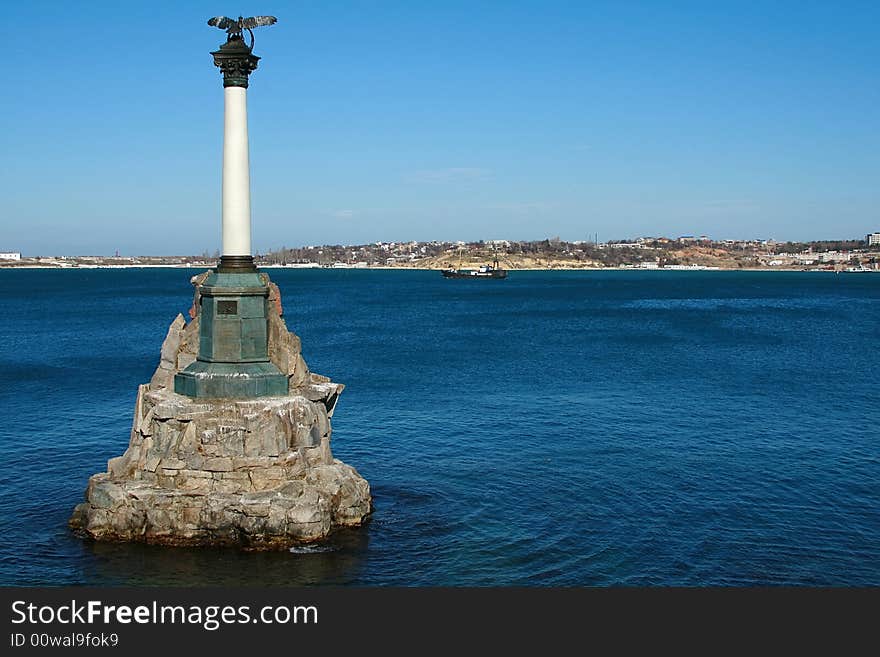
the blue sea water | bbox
[0,268,878,586]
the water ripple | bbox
[1,269,878,585]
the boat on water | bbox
[442,258,508,279]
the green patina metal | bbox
[174,271,287,398]
[211,36,259,88]
[174,361,287,398]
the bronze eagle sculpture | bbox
[208,15,277,47]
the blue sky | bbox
[3,1,878,255]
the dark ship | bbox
[442,258,508,279]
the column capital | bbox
[211,36,260,88]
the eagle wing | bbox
[241,16,277,29]
[207,16,236,30]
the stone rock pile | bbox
[69,272,371,549]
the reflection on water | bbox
[78,525,371,586]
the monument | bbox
[69,16,372,549]
[175,15,287,399]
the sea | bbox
[0,268,878,586]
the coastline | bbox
[1,263,872,273]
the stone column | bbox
[211,35,260,273]
[222,85,252,259]
[173,34,287,399]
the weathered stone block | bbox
[235,499,271,517]
[177,352,197,370]
[232,456,274,470]
[107,455,132,479]
[249,466,285,491]
[204,457,234,472]
[178,476,212,495]
[180,506,202,527]
[212,479,243,494]
[89,479,126,509]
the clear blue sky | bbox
[3,1,878,255]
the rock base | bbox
[69,271,371,550]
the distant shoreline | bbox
[4,236,876,274]
[1,264,872,273]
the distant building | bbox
[867,232,880,246]
[0,252,21,261]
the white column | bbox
[222,86,252,256]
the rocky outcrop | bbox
[69,272,371,549]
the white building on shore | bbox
[0,252,21,261]
[867,232,880,246]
